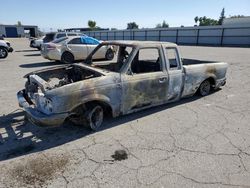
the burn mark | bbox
[8,155,69,187]
[206,65,216,75]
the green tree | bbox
[88,20,96,30]
[162,20,169,28]
[155,20,169,28]
[127,22,139,29]
[156,23,162,28]
[196,16,218,26]
[17,21,22,26]
[230,15,246,18]
[194,16,199,24]
[218,8,225,25]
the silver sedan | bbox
[41,36,115,63]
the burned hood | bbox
[24,64,108,92]
[24,65,69,78]
[23,63,111,79]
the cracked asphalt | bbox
[0,38,250,188]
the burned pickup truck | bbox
[17,41,228,130]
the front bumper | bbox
[8,47,13,52]
[17,90,68,127]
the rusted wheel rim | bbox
[200,80,210,96]
[89,106,104,130]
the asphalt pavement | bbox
[0,38,250,188]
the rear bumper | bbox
[41,50,61,61]
[17,90,68,127]
[215,78,226,89]
[30,41,41,48]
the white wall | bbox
[84,26,250,46]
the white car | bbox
[30,32,82,50]
[41,36,115,63]
[0,39,13,59]
[30,36,45,50]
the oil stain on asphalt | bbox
[111,150,128,161]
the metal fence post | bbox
[145,30,147,41]
[221,28,224,46]
[159,30,161,41]
[176,29,179,44]
[196,29,200,46]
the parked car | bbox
[30,36,45,50]
[41,36,115,63]
[0,39,13,59]
[17,41,228,130]
[30,32,82,50]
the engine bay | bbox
[25,65,103,92]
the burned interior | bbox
[88,44,134,72]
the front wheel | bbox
[69,104,104,131]
[199,80,211,96]
[85,105,104,131]
[105,49,114,60]
[0,47,8,59]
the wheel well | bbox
[62,51,73,57]
[206,77,215,88]
[72,100,113,117]
[196,77,215,95]
[0,46,8,51]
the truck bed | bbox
[181,59,228,98]
[182,58,221,66]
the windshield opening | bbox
[86,44,134,73]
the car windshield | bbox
[85,44,134,73]
[52,37,68,44]
[43,33,55,43]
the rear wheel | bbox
[199,80,211,96]
[105,49,114,60]
[0,47,8,59]
[61,52,74,64]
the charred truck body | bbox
[17,41,228,130]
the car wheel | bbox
[62,52,74,64]
[37,45,41,50]
[85,105,104,131]
[199,80,211,96]
[0,47,8,59]
[105,48,114,60]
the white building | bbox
[0,24,38,37]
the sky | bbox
[0,0,249,31]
